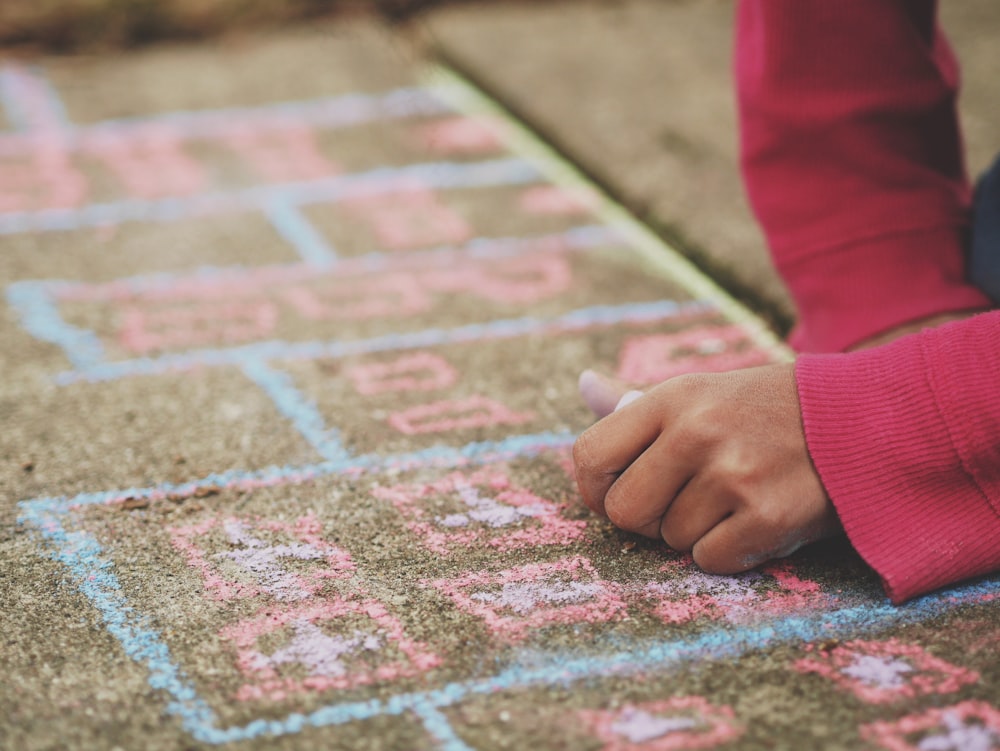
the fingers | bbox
[573,389,670,518]
[690,513,766,575]
[603,431,696,537]
[657,474,734,551]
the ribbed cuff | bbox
[796,314,1000,602]
[778,227,990,353]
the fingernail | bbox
[614,390,644,412]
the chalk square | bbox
[371,467,586,556]
[221,597,442,703]
[425,556,626,642]
[860,700,1000,751]
[795,639,979,704]
[168,513,356,603]
[1,213,297,291]
[4,369,319,500]
[578,697,744,751]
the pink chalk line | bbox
[388,395,536,436]
[108,253,574,354]
[519,185,600,216]
[168,513,354,602]
[795,639,979,704]
[342,181,473,250]
[84,125,207,199]
[579,697,744,751]
[372,468,585,556]
[221,598,442,702]
[346,351,459,395]
[636,558,828,625]
[860,701,1000,751]
[0,147,87,212]
[414,116,505,156]
[52,232,588,303]
[616,324,773,384]
[220,121,341,182]
[119,300,279,354]
[425,556,627,641]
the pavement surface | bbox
[2,4,1000,751]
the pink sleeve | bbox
[736,0,990,353]
[796,313,1000,602]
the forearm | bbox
[736,0,990,352]
[796,312,1000,602]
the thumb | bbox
[578,369,643,418]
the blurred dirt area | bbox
[0,0,560,54]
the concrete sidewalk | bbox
[2,4,999,751]
[418,0,1000,328]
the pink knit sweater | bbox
[736,0,1000,602]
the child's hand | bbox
[573,365,842,573]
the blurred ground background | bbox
[0,0,485,52]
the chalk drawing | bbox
[860,701,1000,751]
[795,639,979,704]
[85,125,207,199]
[422,254,573,305]
[347,352,459,395]
[169,514,355,602]
[0,148,87,212]
[11,66,1000,751]
[388,395,535,436]
[221,122,340,182]
[82,253,575,355]
[426,556,626,641]
[342,182,473,250]
[415,116,504,156]
[372,468,585,555]
[283,273,433,322]
[221,598,441,701]
[0,79,449,157]
[266,198,339,267]
[519,185,599,216]
[636,559,828,625]
[0,158,541,235]
[578,697,743,751]
[119,300,279,354]
[616,325,772,384]
[0,64,71,135]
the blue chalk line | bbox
[265,198,339,268]
[0,158,542,236]
[1,86,450,147]
[6,281,107,369]
[241,359,350,462]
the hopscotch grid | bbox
[17,496,1000,746]
[12,63,998,751]
[0,158,543,236]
